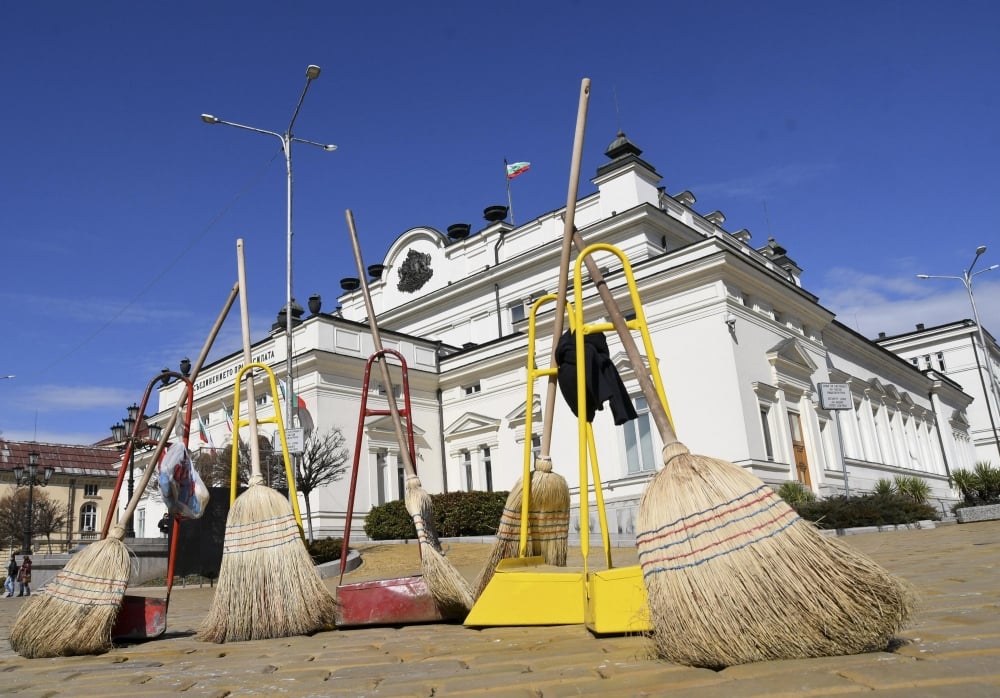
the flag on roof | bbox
[224,405,233,433]
[505,161,531,179]
[196,411,215,448]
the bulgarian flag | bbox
[196,411,215,448]
[279,377,307,409]
[506,161,531,180]
[224,405,234,433]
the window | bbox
[623,396,655,473]
[463,450,473,491]
[936,352,946,371]
[509,302,526,324]
[84,484,98,497]
[464,382,481,395]
[376,450,387,506]
[136,508,146,538]
[482,446,493,492]
[759,406,775,461]
[80,503,97,532]
[256,393,269,406]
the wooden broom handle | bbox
[345,209,418,479]
[236,239,263,479]
[540,77,590,460]
[570,230,678,445]
[117,280,240,533]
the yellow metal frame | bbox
[467,243,670,633]
[229,362,304,535]
[572,242,672,634]
[465,294,588,626]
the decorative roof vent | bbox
[447,223,471,240]
[368,264,385,279]
[733,228,752,243]
[705,210,726,226]
[674,190,697,206]
[340,277,360,292]
[308,294,322,315]
[483,205,508,222]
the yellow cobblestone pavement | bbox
[1,521,998,697]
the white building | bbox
[149,132,975,540]
[877,320,1000,467]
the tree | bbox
[32,494,68,553]
[0,489,67,553]
[293,428,350,542]
[190,436,285,489]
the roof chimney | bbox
[916,323,925,331]
[878,332,886,339]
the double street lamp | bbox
[13,451,54,554]
[110,404,163,537]
[918,245,1000,457]
[201,64,336,431]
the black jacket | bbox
[555,330,637,425]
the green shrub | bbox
[952,461,1000,507]
[307,537,345,564]
[893,475,930,504]
[792,493,939,529]
[872,478,895,497]
[364,499,417,540]
[363,490,509,540]
[776,480,816,505]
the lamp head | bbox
[976,245,987,255]
[200,114,220,124]
[323,144,338,152]
[916,274,930,279]
[305,65,321,80]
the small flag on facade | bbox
[224,405,234,433]
[506,161,531,180]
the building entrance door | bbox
[788,412,811,486]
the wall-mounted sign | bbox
[818,382,852,411]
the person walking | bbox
[4,555,17,597]
[16,555,32,596]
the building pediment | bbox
[367,415,427,438]
[506,395,542,428]
[444,412,501,438]
[767,338,817,391]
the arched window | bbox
[80,503,98,532]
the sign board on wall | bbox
[818,383,852,411]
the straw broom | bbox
[10,282,240,658]
[472,79,590,597]
[198,239,336,643]
[573,232,914,668]
[346,210,474,615]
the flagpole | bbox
[504,159,515,226]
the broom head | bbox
[198,482,336,643]
[637,442,914,669]
[10,533,131,658]
[526,456,570,566]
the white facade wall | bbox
[145,135,977,540]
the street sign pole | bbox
[818,383,852,498]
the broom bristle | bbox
[403,476,474,612]
[198,484,337,643]
[472,482,524,599]
[637,443,914,669]
[527,458,570,566]
[10,536,131,658]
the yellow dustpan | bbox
[572,242,673,634]
[465,294,586,626]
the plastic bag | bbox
[157,441,209,519]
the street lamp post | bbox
[201,64,336,432]
[918,245,1000,458]
[13,451,54,554]
[110,404,163,537]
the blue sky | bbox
[2,1,999,446]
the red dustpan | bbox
[103,369,194,641]
[334,349,462,627]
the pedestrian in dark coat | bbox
[17,555,32,596]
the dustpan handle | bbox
[345,209,419,480]
[570,230,677,446]
[540,77,590,461]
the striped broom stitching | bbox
[221,513,302,554]
[39,570,128,607]
[495,507,570,543]
[637,484,799,577]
